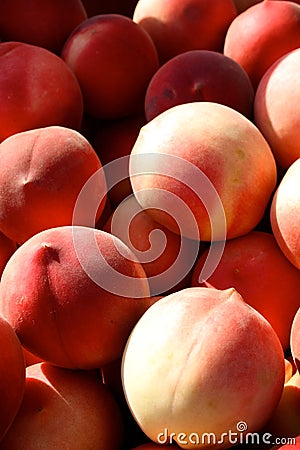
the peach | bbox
[129,101,277,242]
[0,225,150,369]
[0,125,107,244]
[223,0,300,90]
[133,0,237,64]
[145,50,254,121]
[0,362,124,450]
[0,0,87,55]
[122,287,285,449]
[270,158,300,270]
[92,114,146,207]
[61,14,159,119]
[263,370,300,440]
[0,41,83,142]
[0,315,25,442]
[254,48,300,169]
[104,195,196,296]
[191,230,300,351]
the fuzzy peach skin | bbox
[0,362,124,450]
[0,226,150,370]
[0,42,83,142]
[254,48,300,169]
[122,287,285,449]
[270,158,300,271]
[145,50,254,121]
[0,314,25,442]
[133,0,237,64]
[61,14,159,119]
[129,101,277,241]
[0,0,87,55]
[191,230,300,351]
[0,125,107,244]
[223,0,300,90]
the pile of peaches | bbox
[0,0,300,449]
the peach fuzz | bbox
[0,315,25,442]
[254,48,300,169]
[0,226,150,370]
[191,230,300,351]
[61,14,159,119]
[129,101,277,241]
[122,287,285,449]
[223,0,300,90]
[270,158,300,271]
[103,195,193,296]
[0,125,107,244]
[0,0,87,55]
[0,362,124,450]
[0,42,83,142]
[133,0,237,64]
[145,50,254,122]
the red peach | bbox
[133,0,237,64]
[129,101,277,241]
[61,14,159,119]
[254,48,300,169]
[223,0,300,90]
[145,50,254,121]
[0,314,25,442]
[0,0,87,55]
[232,0,262,13]
[0,362,124,450]
[122,287,285,448]
[0,125,107,244]
[191,230,300,351]
[0,41,83,141]
[270,158,300,270]
[0,226,150,369]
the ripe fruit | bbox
[254,48,300,169]
[0,41,83,142]
[129,101,277,241]
[133,0,237,64]
[0,226,150,369]
[122,287,285,449]
[144,50,254,121]
[0,126,107,244]
[62,14,159,119]
[224,0,300,89]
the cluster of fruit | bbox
[0,1,300,449]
